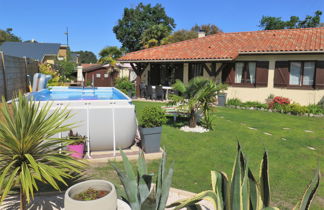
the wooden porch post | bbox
[130,63,148,98]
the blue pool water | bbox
[29,87,129,101]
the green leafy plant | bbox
[307,104,324,115]
[226,98,242,107]
[242,101,268,109]
[39,63,60,86]
[0,93,85,210]
[168,143,320,210]
[67,130,86,145]
[112,150,173,210]
[139,106,167,128]
[289,103,308,115]
[115,77,135,95]
[200,111,214,130]
[170,77,225,128]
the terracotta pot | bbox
[64,180,117,210]
[67,144,84,159]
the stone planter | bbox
[140,127,162,153]
[217,93,227,106]
[64,180,117,210]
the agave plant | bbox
[112,150,173,210]
[170,77,226,128]
[0,93,85,210]
[168,143,320,210]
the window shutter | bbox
[221,63,234,85]
[274,61,289,88]
[315,61,324,89]
[255,61,269,87]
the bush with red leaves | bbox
[268,96,290,109]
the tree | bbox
[99,46,123,64]
[73,50,97,64]
[56,59,76,81]
[113,3,176,52]
[140,24,171,48]
[55,49,76,81]
[0,28,21,44]
[170,77,224,128]
[162,29,197,44]
[259,10,322,30]
[162,24,222,45]
[0,93,85,210]
[191,24,222,35]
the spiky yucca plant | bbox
[0,93,85,210]
[168,143,320,210]
[112,150,173,210]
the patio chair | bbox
[155,85,164,100]
[146,85,153,100]
[140,83,146,98]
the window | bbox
[303,62,315,85]
[189,63,203,80]
[104,74,109,78]
[234,62,256,84]
[96,73,101,78]
[289,61,315,86]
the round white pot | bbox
[64,180,117,210]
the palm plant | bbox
[168,143,320,210]
[170,77,226,128]
[0,93,85,210]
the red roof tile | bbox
[119,27,324,61]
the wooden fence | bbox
[0,51,39,100]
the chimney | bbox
[198,30,206,38]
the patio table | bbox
[151,86,172,100]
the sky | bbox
[0,0,323,56]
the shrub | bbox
[39,63,60,85]
[226,98,242,106]
[115,77,134,95]
[268,96,290,109]
[307,104,324,115]
[242,101,267,109]
[289,103,308,115]
[139,106,167,128]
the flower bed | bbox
[226,97,324,117]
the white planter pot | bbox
[64,180,117,210]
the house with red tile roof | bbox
[119,27,324,105]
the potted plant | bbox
[67,130,86,159]
[139,106,166,153]
[64,180,117,210]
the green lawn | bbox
[90,101,324,209]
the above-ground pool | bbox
[28,87,137,157]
